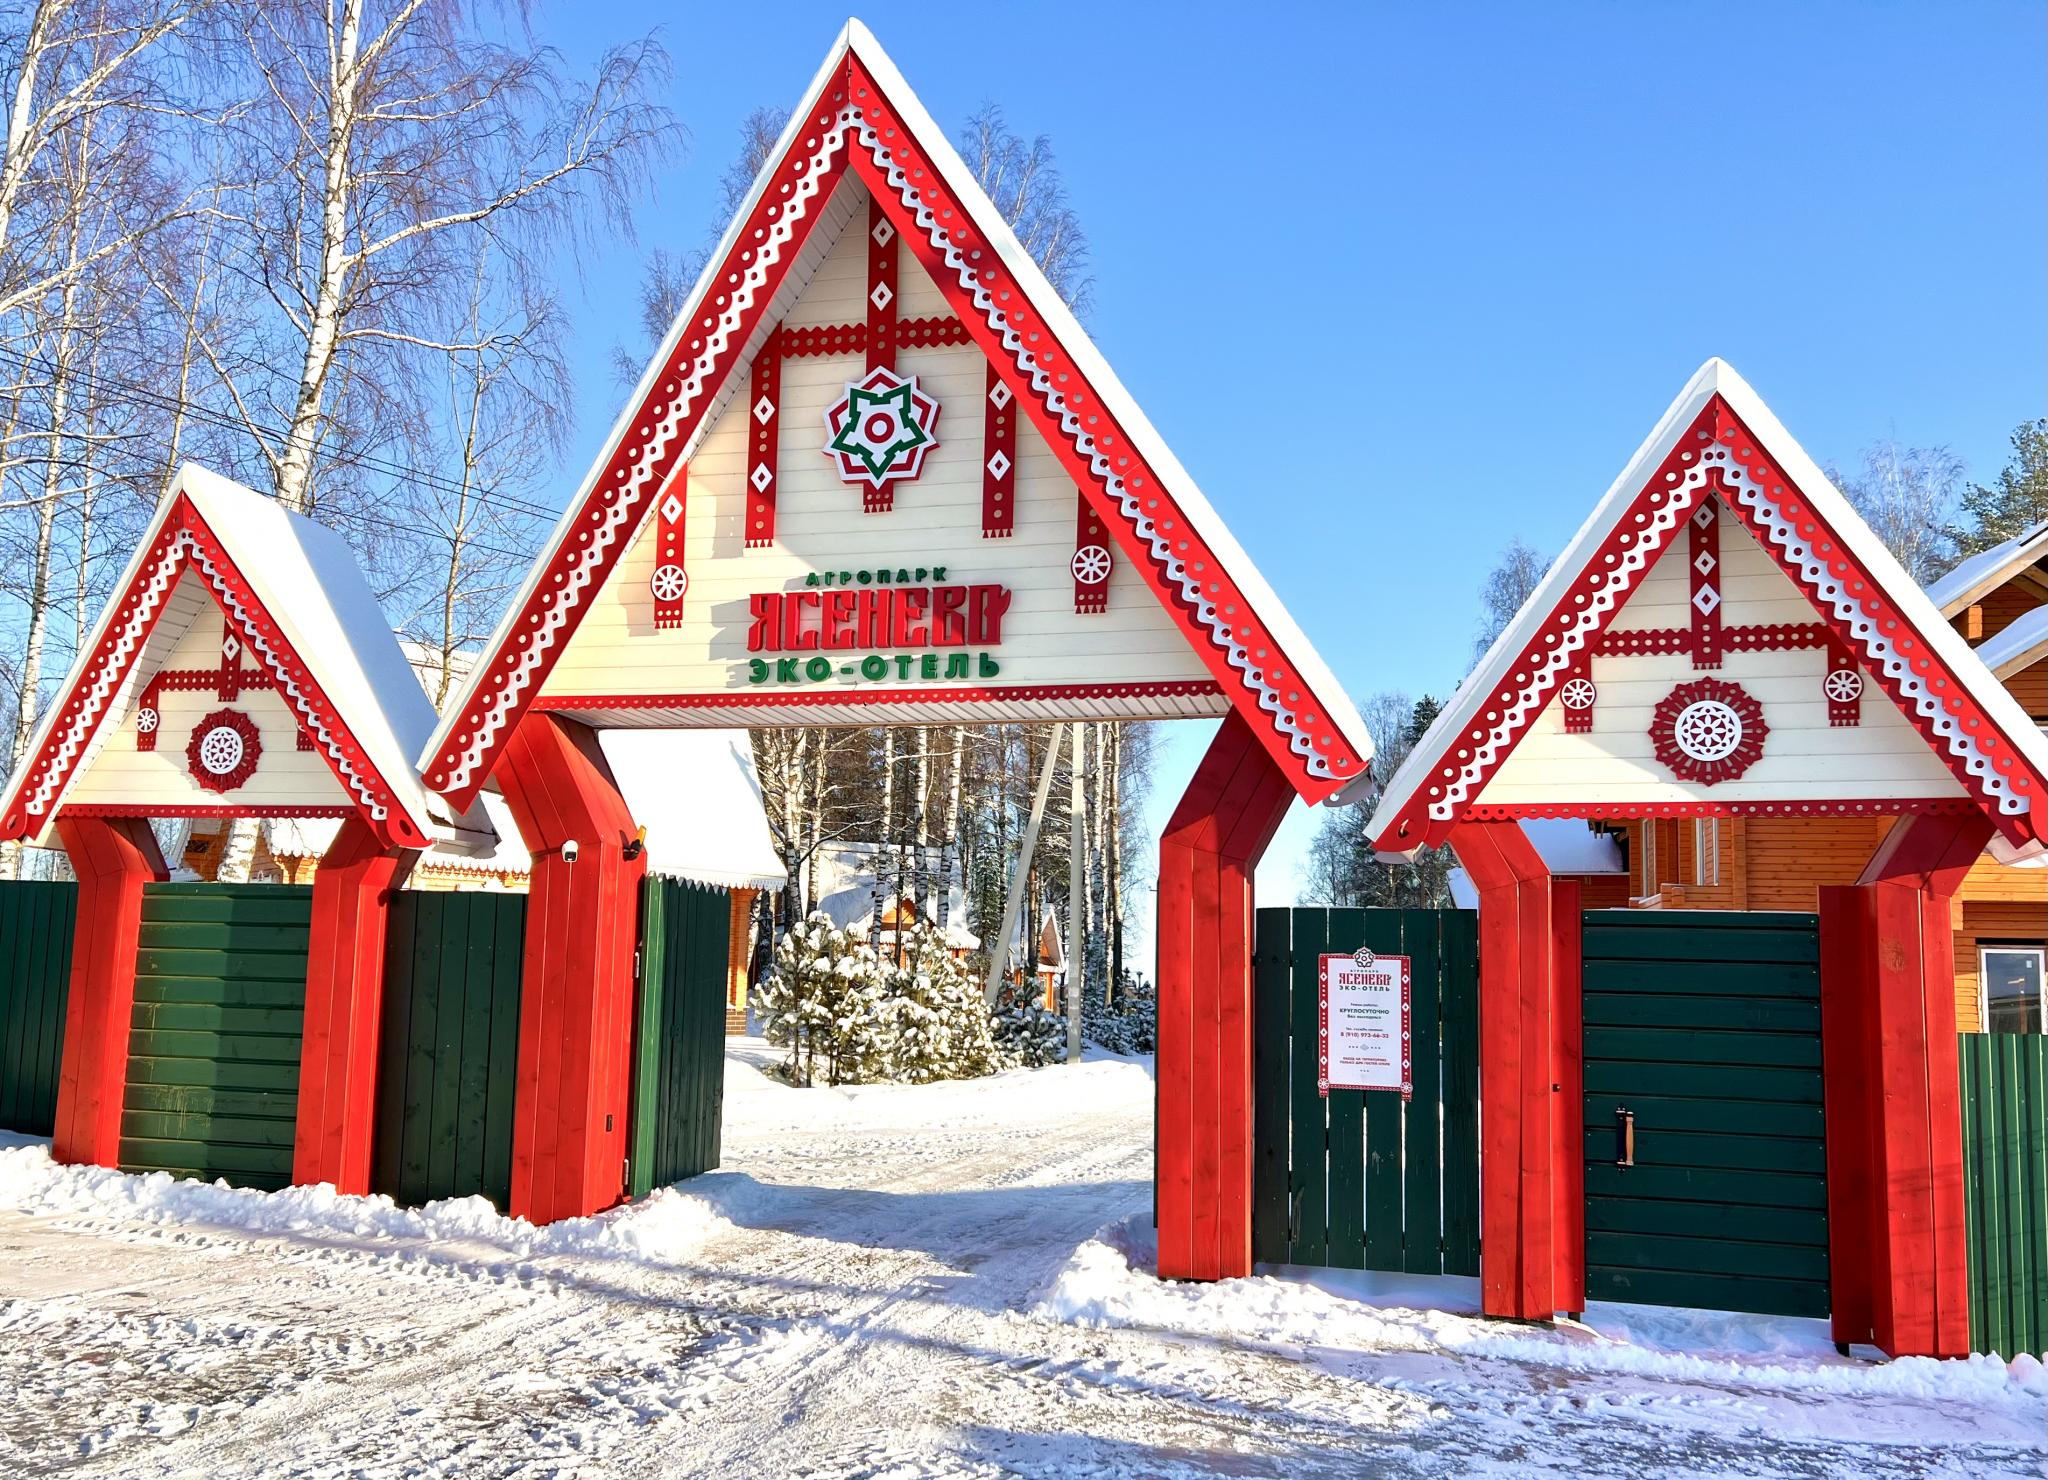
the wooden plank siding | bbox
[1251,908,1481,1277]
[370,890,526,1210]
[0,880,78,1135]
[118,882,313,1189]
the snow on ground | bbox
[0,1047,2041,1478]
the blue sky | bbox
[533,3,2046,921]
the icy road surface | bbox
[0,1043,2041,1478]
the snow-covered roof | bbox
[1925,518,2048,617]
[0,464,492,852]
[815,884,980,952]
[596,729,786,891]
[1446,821,1624,908]
[419,19,1373,810]
[1365,360,2048,863]
[1976,605,2048,680]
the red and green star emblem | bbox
[823,367,941,497]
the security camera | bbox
[561,839,579,864]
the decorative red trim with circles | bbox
[1074,489,1112,614]
[1467,798,1976,822]
[651,465,688,629]
[0,490,426,847]
[60,803,354,820]
[186,707,262,793]
[531,678,1225,712]
[423,43,1364,809]
[1380,395,2046,849]
[1689,500,1723,668]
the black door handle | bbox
[1615,1106,1635,1168]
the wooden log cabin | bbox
[1602,516,2047,1032]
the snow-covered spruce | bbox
[1082,969,1156,1056]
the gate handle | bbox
[1615,1106,1635,1168]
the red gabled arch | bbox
[421,30,1370,812]
[0,490,428,850]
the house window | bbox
[1693,818,1720,887]
[1981,944,2047,1034]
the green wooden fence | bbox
[119,882,313,1189]
[1252,907,1480,1275]
[372,890,526,1210]
[1961,1032,2048,1359]
[629,876,730,1197]
[0,880,77,1136]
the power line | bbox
[0,343,575,527]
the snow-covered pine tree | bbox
[758,914,892,1085]
[885,923,997,1082]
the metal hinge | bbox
[633,946,642,982]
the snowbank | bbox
[1036,1215,2048,1410]
[0,1137,742,1270]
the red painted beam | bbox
[51,815,167,1167]
[1156,712,1295,1281]
[495,714,646,1225]
[294,817,414,1194]
[1447,820,1581,1320]
[1823,812,1993,1358]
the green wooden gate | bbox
[120,882,313,1189]
[1252,908,1481,1275]
[0,880,77,1136]
[1960,1032,2048,1359]
[372,890,526,1210]
[1582,909,1828,1318]
[629,876,730,1197]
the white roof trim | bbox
[1925,518,2048,617]
[423,20,1373,802]
[1978,606,2048,680]
[4,464,461,848]
[1367,359,2048,857]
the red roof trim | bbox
[531,679,1224,712]
[60,803,355,821]
[1382,397,2045,850]
[1468,799,1977,822]
[0,494,425,848]
[424,47,1364,809]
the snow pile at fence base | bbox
[0,1135,741,1269]
[1037,1213,2048,1412]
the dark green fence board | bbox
[118,883,311,1188]
[628,877,730,1197]
[1961,1032,2048,1359]
[1253,907,1480,1278]
[0,880,76,1135]
[372,890,526,1211]
[1441,909,1481,1276]
[1582,909,1828,1319]
[1251,907,1292,1265]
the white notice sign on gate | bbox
[1318,948,1412,1099]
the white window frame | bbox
[1979,943,2048,1034]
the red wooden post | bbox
[494,713,646,1225]
[1447,819,1582,1320]
[1155,711,1295,1281]
[1818,882,1879,1351]
[51,815,167,1168]
[293,817,415,1194]
[1822,811,1992,1358]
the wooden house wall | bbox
[1479,504,1965,808]
[65,576,352,814]
[536,176,1217,708]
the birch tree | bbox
[201,1,674,515]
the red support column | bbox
[495,713,646,1225]
[1155,711,1296,1281]
[293,817,415,1194]
[51,815,167,1168]
[1819,811,1993,1358]
[1447,820,1582,1320]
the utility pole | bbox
[984,725,1063,1005]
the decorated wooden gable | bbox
[1368,359,2048,859]
[422,21,1372,811]
[0,465,475,852]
